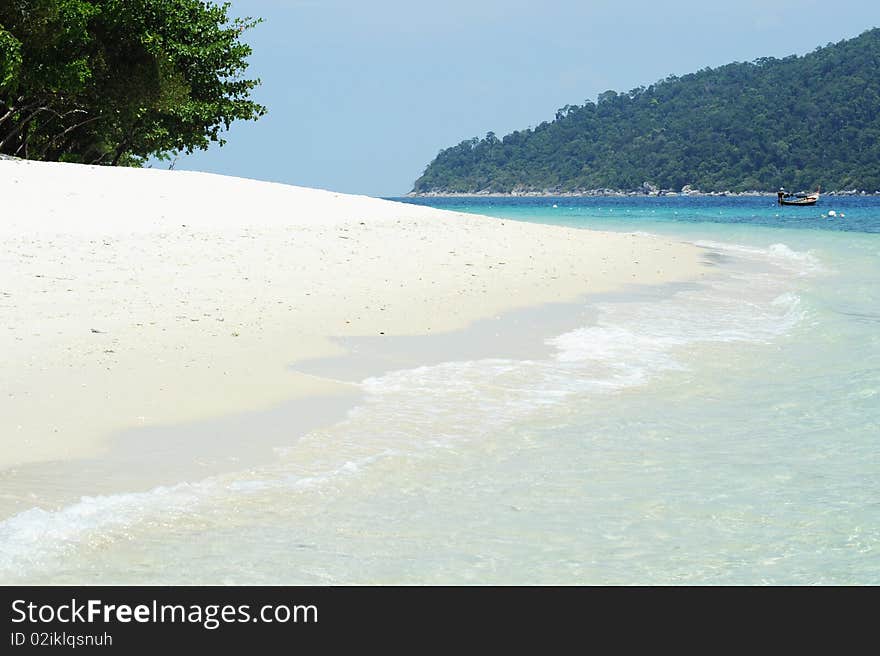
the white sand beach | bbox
[0,159,705,471]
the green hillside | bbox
[413,29,880,194]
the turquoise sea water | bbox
[392,196,880,583]
[1,196,878,584]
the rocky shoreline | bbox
[408,188,880,198]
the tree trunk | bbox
[110,140,128,166]
[0,106,46,151]
[14,123,29,157]
[0,96,29,128]
[37,114,101,160]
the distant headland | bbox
[413,28,880,196]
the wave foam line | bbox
[0,242,812,579]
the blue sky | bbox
[168,1,880,196]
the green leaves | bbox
[1,0,265,164]
[0,26,22,93]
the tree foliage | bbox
[0,0,265,164]
[413,29,880,193]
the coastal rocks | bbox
[407,187,880,198]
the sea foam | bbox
[0,240,820,581]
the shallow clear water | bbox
[2,196,878,584]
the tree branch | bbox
[37,113,102,160]
[0,105,48,151]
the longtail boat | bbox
[778,187,820,206]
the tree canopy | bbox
[0,0,265,164]
[413,28,880,194]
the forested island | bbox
[413,29,880,195]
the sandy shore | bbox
[1,160,705,471]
